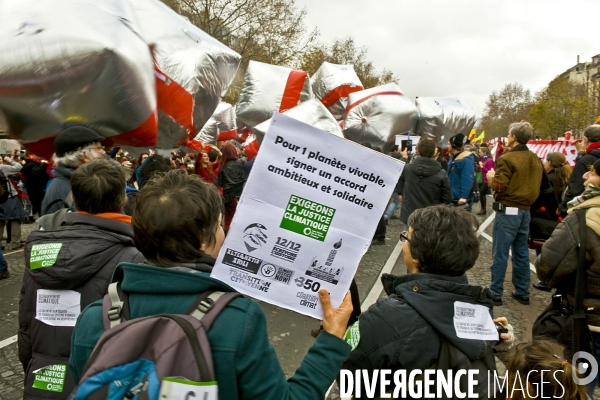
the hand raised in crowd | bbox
[3,156,11,163]
[400,148,409,159]
[319,289,352,339]
[575,140,586,152]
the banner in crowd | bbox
[211,113,404,318]
[527,140,579,167]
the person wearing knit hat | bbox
[446,133,475,211]
[40,126,106,216]
[559,124,600,216]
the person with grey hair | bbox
[486,122,543,306]
[341,205,511,398]
[40,126,106,216]
[559,124,600,216]
[18,158,143,399]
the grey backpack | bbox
[71,283,242,400]
[37,192,74,231]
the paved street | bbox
[0,210,555,399]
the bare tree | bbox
[529,76,599,139]
[299,37,399,89]
[481,83,533,138]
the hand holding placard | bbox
[320,289,353,339]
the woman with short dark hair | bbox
[342,205,505,396]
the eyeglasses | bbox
[400,231,411,242]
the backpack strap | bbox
[102,282,131,330]
[42,192,74,215]
[188,290,243,330]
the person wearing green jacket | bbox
[69,170,352,399]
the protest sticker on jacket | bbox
[32,364,67,393]
[35,289,81,327]
[30,243,63,270]
[211,113,404,318]
[453,301,498,341]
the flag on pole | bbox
[476,131,485,143]
[468,129,476,141]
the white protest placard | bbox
[211,113,404,318]
[35,289,81,327]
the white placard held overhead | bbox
[211,113,404,318]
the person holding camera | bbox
[486,122,543,306]
[0,148,25,250]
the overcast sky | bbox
[296,0,599,117]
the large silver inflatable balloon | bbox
[252,99,344,145]
[311,62,363,121]
[195,102,238,145]
[415,97,477,146]
[128,0,241,149]
[343,83,418,153]
[236,61,313,128]
[0,0,157,158]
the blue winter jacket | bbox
[447,152,475,201]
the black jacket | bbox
[18,213,144,399]
[341,273,497,397]
[219,158,246,204]
[560,148,600,215]
[21,160,51,215]
[397,157,452,223]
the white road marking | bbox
[479,225,536,273]
[0,335,17,349]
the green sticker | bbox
[280,195,336,242]
[345,320,361,351]
[32,364,66,392]
[30,243,63,270]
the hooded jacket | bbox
[218,158,246,204]
[41,166,73,216]
[341,273,497,397]
[397,157,452,223]
[69,260,351,400]
[560,147,600,215]
[447,151,475,201]
[536,195,600,328]
[18,213,144,400]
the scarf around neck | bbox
[567,184,600,209]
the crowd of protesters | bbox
[4,122,599,399]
